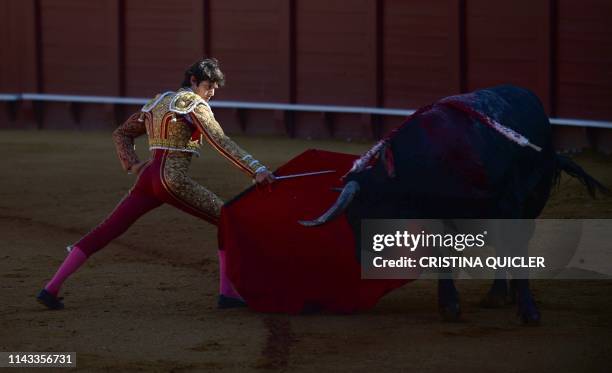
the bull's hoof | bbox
[518,309,541,325]
[439,303,462,322]
[479,293,510,308]
[517,300,541,326]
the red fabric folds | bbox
[219,149,408,314]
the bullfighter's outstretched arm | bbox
[189,103,267,177]
[168,89,268,177]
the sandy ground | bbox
[1,130,611,372]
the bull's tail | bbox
[554,154,610,198]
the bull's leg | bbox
[435,221,462,321]
[438,278,461,322]
[474,221,512,308]
[514,279,540,324]
[500,219,540,325]
[509,278,518,304]
[480,275,510,308]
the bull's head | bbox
[299,140,396,227]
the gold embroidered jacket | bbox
[112,89,267,177]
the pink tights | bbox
[44,149,240,299]
[45,246,241,299]
[44,246,88,296]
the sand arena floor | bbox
[1,130,611,372]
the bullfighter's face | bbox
[191,79,219,102]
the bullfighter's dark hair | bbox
[181,58,225,88]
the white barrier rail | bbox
[1,92,611,129]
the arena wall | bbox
[1,0,611,151]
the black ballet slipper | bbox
[36,289,64,310]
[217,295,247,309]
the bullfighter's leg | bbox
[157,154,244,307]
[37,188,163,310]
[157,155,223,224]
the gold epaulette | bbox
[169,90,208,115]
[141,91,175,113]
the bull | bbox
[300,85,609,324]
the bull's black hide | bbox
[346,85,555,221]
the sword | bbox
[275,170,336,180]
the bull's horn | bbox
[298,181,360,227]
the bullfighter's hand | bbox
[254,169,276,185]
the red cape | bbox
[219,149,409,314]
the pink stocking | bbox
[44,246,88,296]
[218,250,242,299]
